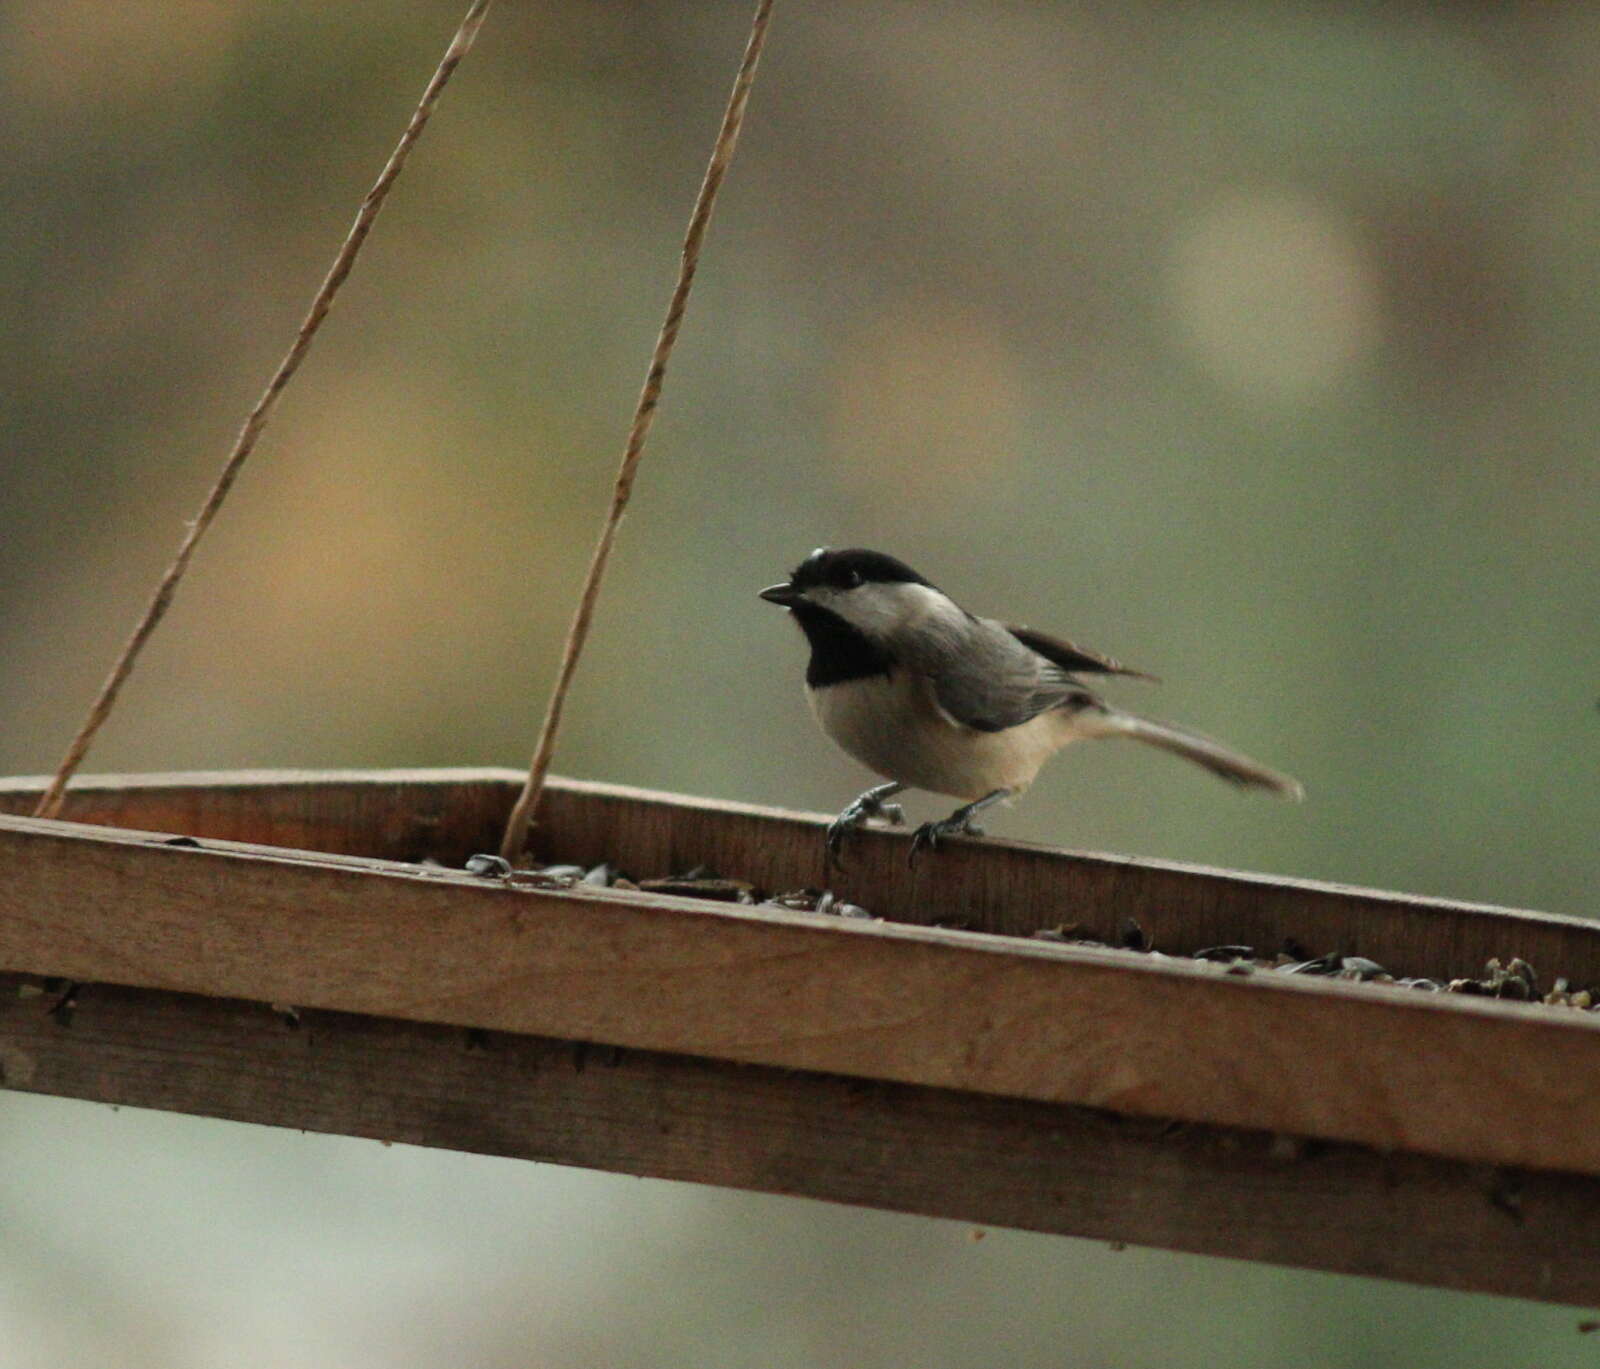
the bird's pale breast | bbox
[807,669,1090,800]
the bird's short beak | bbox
[759,582,802,607]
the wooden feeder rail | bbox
[0,769,1596,1307]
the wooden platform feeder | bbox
[2,767,1599,1307]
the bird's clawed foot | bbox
[908,789,1012,867]
[825,782,906,868]
[908,813,982,863]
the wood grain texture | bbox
[0,972,1593,1307]
[0,769,513,863]
[2,768,1593,989]
[2,798,1600,1179]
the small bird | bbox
[760,547,1302,865]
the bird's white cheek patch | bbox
[803,581,961,640]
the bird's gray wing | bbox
[904,615,1094,733]
[1005,624,1158,682]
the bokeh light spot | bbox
[1169,190,1381,405]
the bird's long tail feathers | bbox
[1088,707,1304,800]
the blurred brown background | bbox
[2,1,1598,1363]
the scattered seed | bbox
[457,850,1600,1018]
[766,889,824,911]
[1283,954,1341,976]
[508,868,577,888]
[637,876,758,902]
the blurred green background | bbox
[3,0,1599,1363]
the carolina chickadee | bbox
[760,547,1302,864]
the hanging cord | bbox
[32,0,493,822]
[498,0,776,863]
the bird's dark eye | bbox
[841,569,863,589]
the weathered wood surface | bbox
[1,775,1600,1180]
[2,768,1594,987]
[0,769,515,865]
[0,972,1592,1307]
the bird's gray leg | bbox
[825,782,906,867]
[909,788,1011,865]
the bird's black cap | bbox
[760,547,926,686]
[786,547,932,593]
